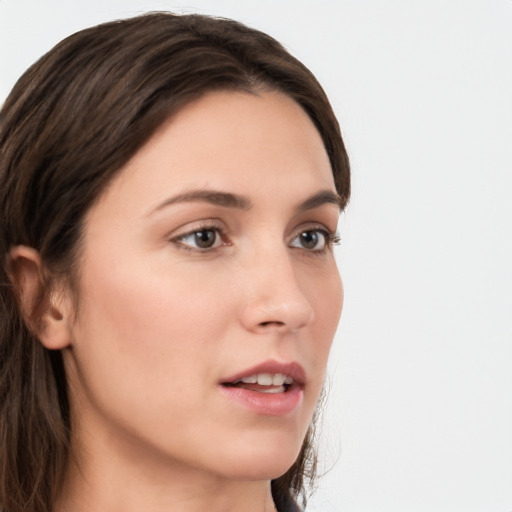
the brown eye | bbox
[193,230,217,248]
[290,230,328,251]
[176,228,223,250]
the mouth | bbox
[222,372,296,394]
[219,361,305,416]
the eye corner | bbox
[330,232,341,246]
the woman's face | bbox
[63,90,343,482]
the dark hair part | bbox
[0,12,350,512]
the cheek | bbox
[307,265,343,364]
[65,259,242,472]
[295,265,342,420]
[69,256,233,413]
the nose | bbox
[239,247,315,335]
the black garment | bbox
[276,495,301,512]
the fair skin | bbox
[12,90,343,512]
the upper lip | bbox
[221,360,306,386]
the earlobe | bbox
[8,245,73,350]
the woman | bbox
[0,12,350,512]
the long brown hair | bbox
[0,12,350,512]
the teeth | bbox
[240,375,257,384]
[235,373,294,386]
[272,374,285,386]
[257,373,273,386]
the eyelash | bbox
[170,221,229,253]
[293,229,341,253]
[170,221,340,255]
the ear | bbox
[8,245,73,350]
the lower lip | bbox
[219,385,303,416]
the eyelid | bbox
[290,221,338,239]
[166,219,340,253]
[168,219,230,252]
[289,223,341,252]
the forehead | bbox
[90,90,335,219]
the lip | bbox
[219,360,306,416]
[220,360,307,386]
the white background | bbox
[1,1,511,511]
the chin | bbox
[210,429,306,481]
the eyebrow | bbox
[149,190,252,214]
[148,188,344,215]
[296,190,345,212]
